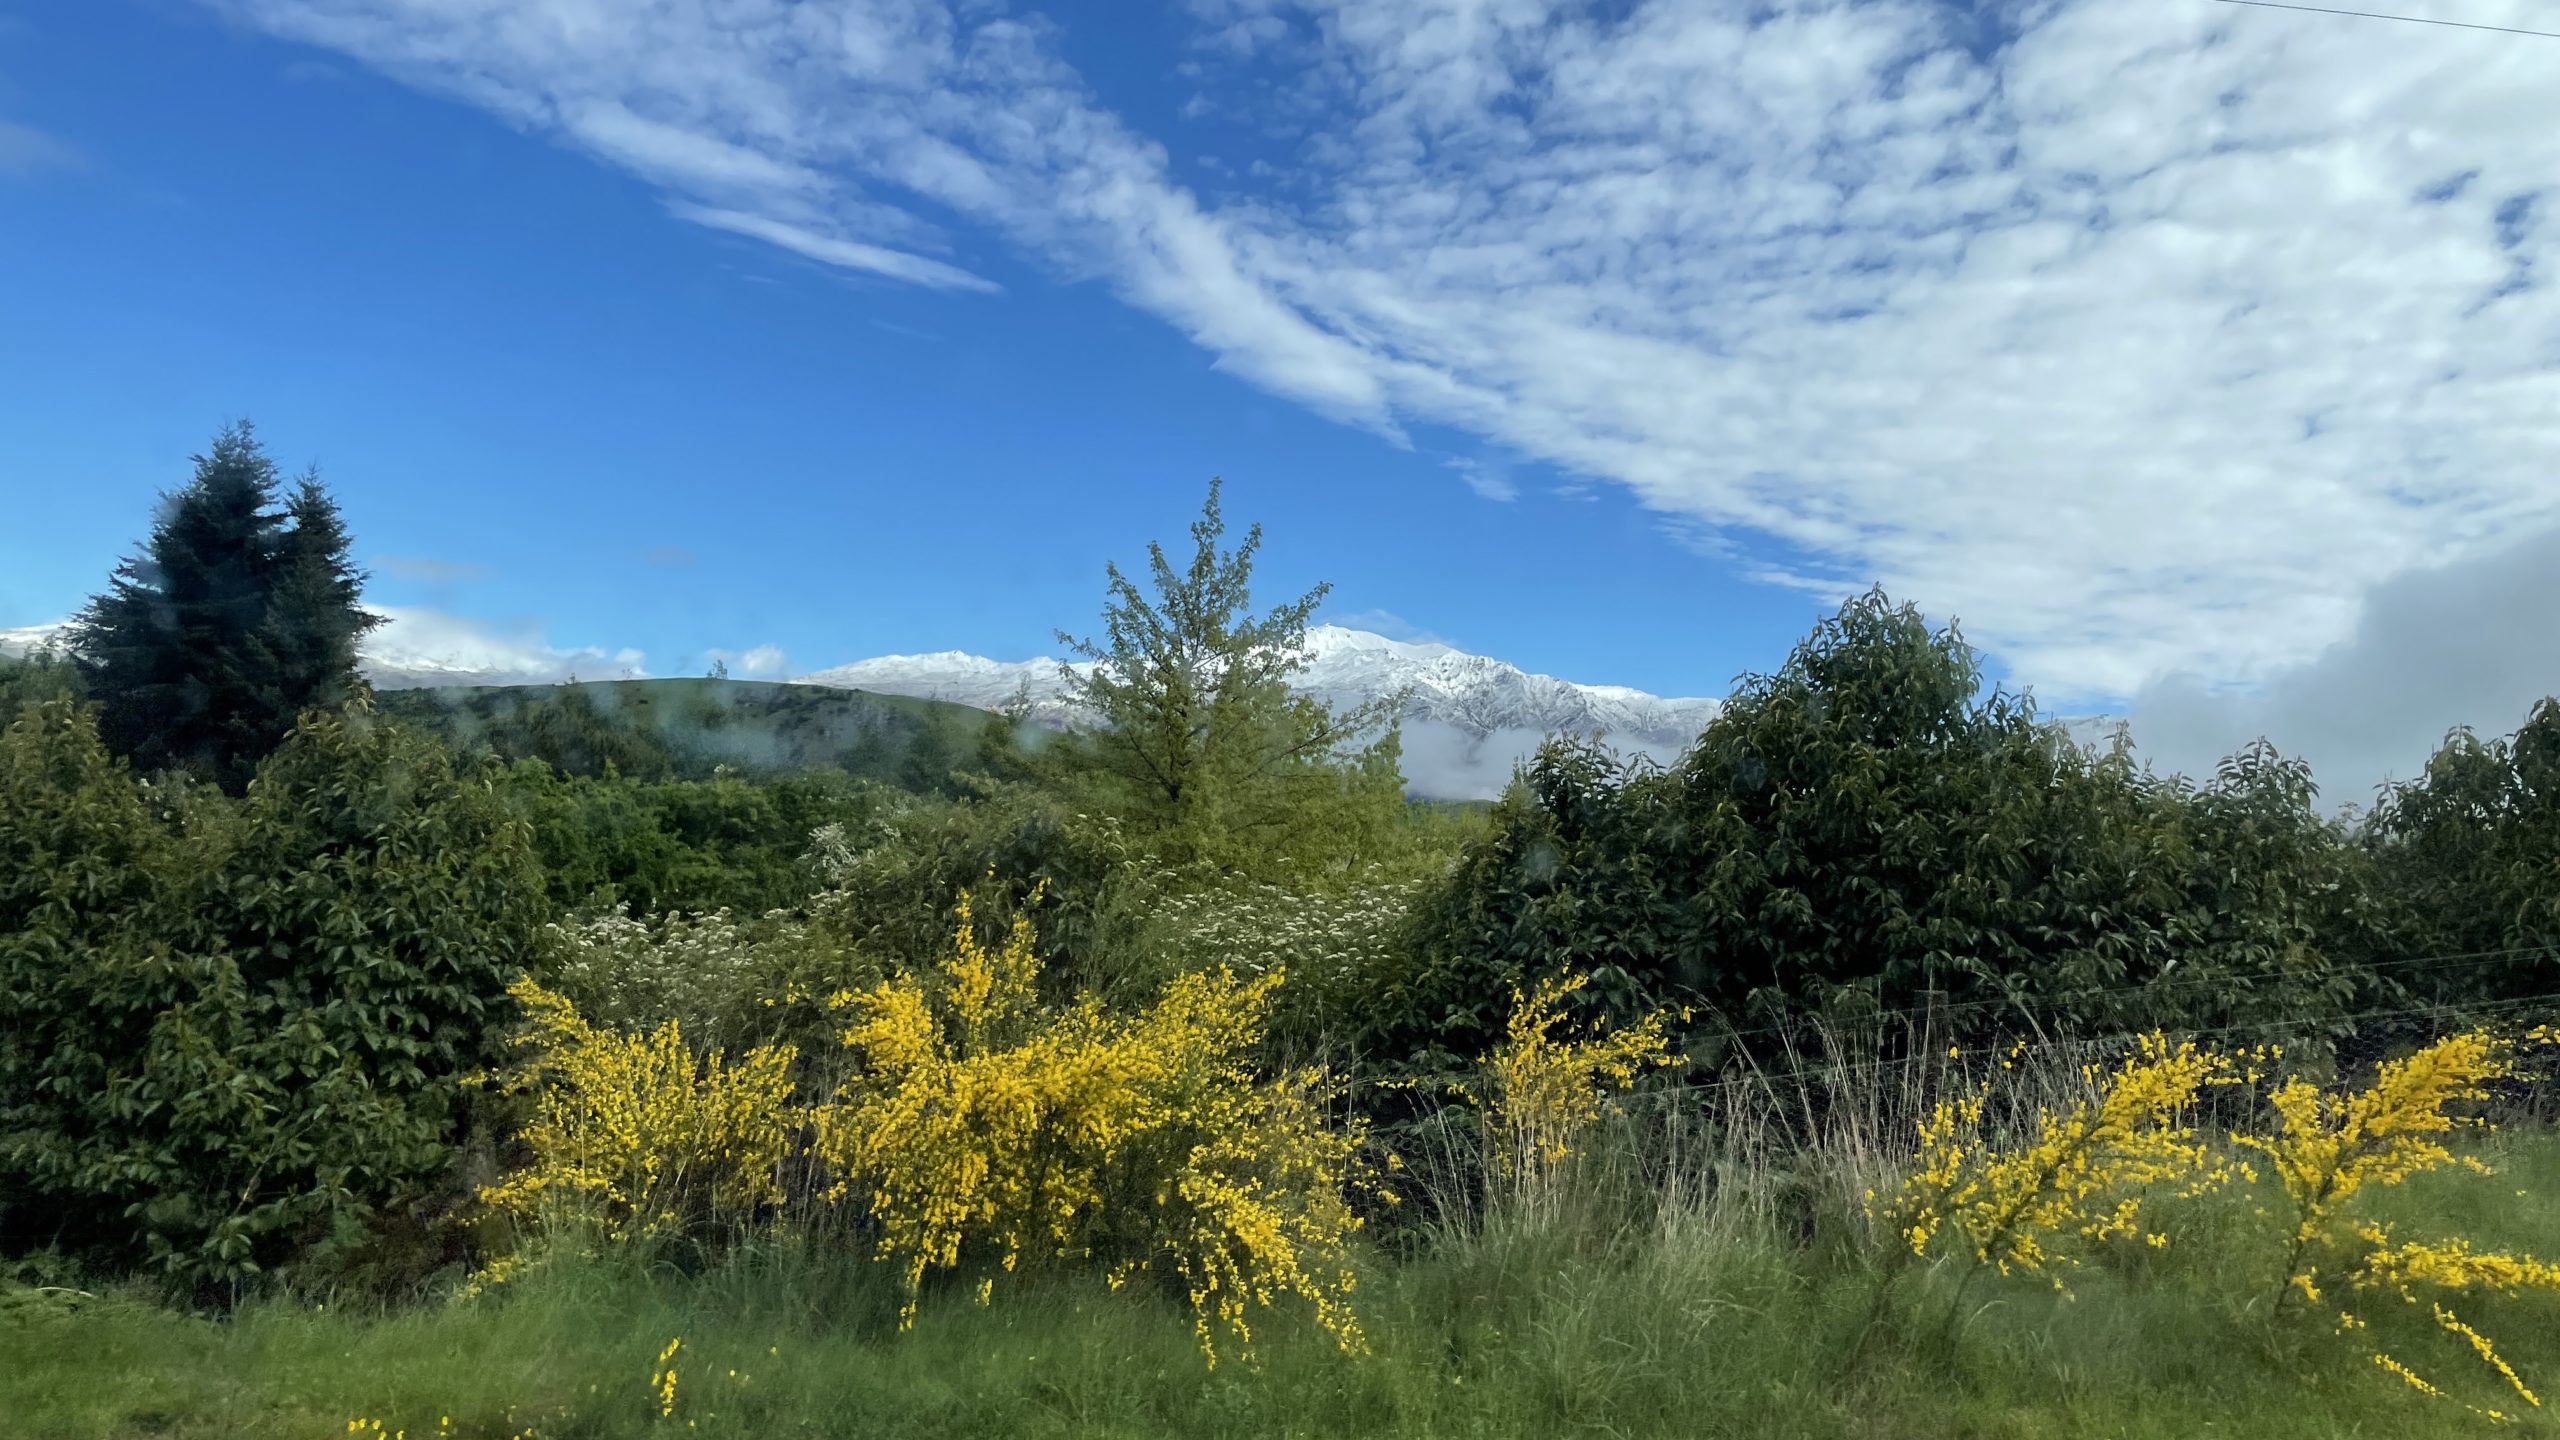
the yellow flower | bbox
[472,978,800,1259]
[2243,1029,2560,1414]
[1873,1034,2244,1290]
[1481,972,1681,1208]
[806,884,1364,1366]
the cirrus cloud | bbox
[204,0,2560,712]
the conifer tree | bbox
[63,422,380,791]
[270,470,382,713]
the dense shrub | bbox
[505,762,886,917]
[1390,591,2373,1068]
[1100,860,1442,1061]
[539,905,876,1056]
[811,892,1367,1363]
[0,699,544,1291]
[802,781,1160,998]
[2362,698,2560,1007]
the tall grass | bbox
[14,1015,2560,1438]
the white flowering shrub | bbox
[1112,861,1435,1057]
[541,905,872,1054]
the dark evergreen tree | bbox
[269,471,383,716]
[62,423,379,792]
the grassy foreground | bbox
[9,1134,2560,1440]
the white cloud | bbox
[361,606,651,685]
[0,607,649,686]
[374,553,491,583]
[1321,608,1452,646]
[0,118,81,176]
[1395,720,1693,801]
[672,203,997,292]
[209,0,2560,706]
[1445,455,1517,502]
[707,643,791,677]
[2122,516,2560,811]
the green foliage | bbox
[0,699,544,1291]
[801,781,1153,999]
[0,650,84,726]
[1053,478,1408,876]
[2362,698,2560,1007]
[502,762,886,917]
[375,677,988,785]
[539,905,876,1055]
[61,422,381,793]
[1394,590,2371,1066]
[894,708,968,799]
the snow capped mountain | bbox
[6,615,1724,796]
[795,624,1732,799]
[4,614,2143,800]
[798,624,1728,751]
[796,647,1094,714]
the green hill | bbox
[374,676,996,781]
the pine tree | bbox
[269,471,383,715]
[63,422,380,792]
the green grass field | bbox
[11,1132,2560,1440]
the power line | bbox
[2206,0,2560,40]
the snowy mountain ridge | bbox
[795,624,1729,751]
[4,617,2145,799]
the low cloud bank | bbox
[2125,520,2560,811]
[1393,720,1700,802]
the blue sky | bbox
[0,0,1816,702]
[3,0,2557,796]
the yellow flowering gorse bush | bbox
[1883,1026,2560,1418]
[478,975,801,1245]
[1481,971,1682,1208]
[1875,1034,2248,1291]
[810,886,1365,1364]
[2241,1029,2560,1418]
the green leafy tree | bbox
[62,422,381,792]
[2361,698,2560,1006]
[961,680,1045,789]
[896,708,966,799]
[1053,478,1404,873]
[0,698,544,1292]
[1389,590,2366,1068]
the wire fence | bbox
[1681,941,2560,1054]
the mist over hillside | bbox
[4,616,2139,800]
